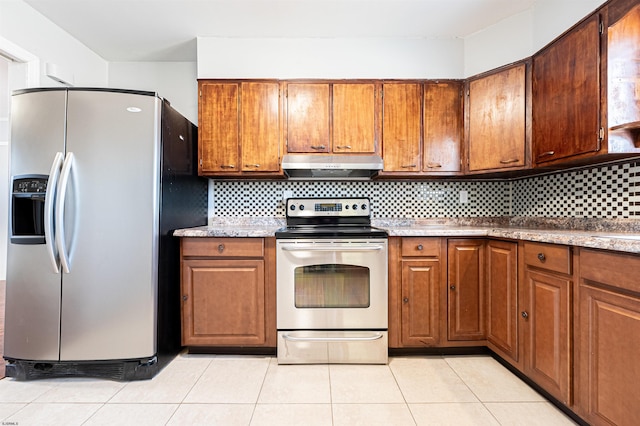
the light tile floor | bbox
[0,353,578,425]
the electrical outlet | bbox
[459,190,468,204]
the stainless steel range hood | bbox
[281,154,383,180]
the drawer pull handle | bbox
[521,311,529,319]
[218,244,225,253]
[245,164,260,168]
[500,158,519,164]
[417,244,423,251]
[537,253,546,262]
[538,151,555,158]
[401,164,417,168]
[426,163,442,168]
[311,145,326,150]
[403,297,409,303]
[220,164,235,169]
[336,145,352,150]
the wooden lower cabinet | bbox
[521,242,573,405]
[180,237,276,348]
[486,240,519,361]
[389,237,443,347]
[576,249,640,425]
[447,239,485,341]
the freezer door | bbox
[5,90,66,361]
[59,90,160,361]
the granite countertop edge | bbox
[173,217,640,254]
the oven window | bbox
[294,264,370,308]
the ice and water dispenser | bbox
[10,175,48,244]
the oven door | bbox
[276,238,388,330]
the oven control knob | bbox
[290,205,296,211]
[361,204,367,210]
[352,204,358,210]
[299,205,305,211]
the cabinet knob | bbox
[537,253,546,262]
[417,244,423,251]
[182,295,188,301]
[521,311,529,319]
[403,297,409,303]
[450,285,456,290]
[218,244,225,253]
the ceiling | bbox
[24,0,538,62]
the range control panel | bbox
[286,197,371,218]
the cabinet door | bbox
[523,269,572,404]
[578,284,640,426]
[424,81,463,173]
[382,83,422,172]
[286,83,330,153]
[447,239,485,341]
[401,259,440,346]
[486,240,518,361]
[241,82,281,172]
[181,258,266,346]
[333,83,379,154]
[468,63,527,172]
[533,14,601,165]
[198,81,239,173]
[608,2,640,129]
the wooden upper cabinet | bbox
[333,82,380,154]
[198,80,282,176]
[468,62,528,173]
[285,83,330,153]
[240,82,281,172]
[533,14,601,166]
[608,2,640,130]
[607,0,640,156]
[424,81,463,174]
[198,81,239,173]
[382,82,422,172]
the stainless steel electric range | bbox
[275,197,388,364]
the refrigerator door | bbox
[59,90,160,361]
[5,90,66,361]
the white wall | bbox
[108,62,198,124]
[197,37,465,79]
[0,0,108,87]
[464,0,607,77]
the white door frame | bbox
[0,37,39,280]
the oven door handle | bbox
[280,244,385,252]
[281,333,385,342]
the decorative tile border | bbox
[209,160,640,219]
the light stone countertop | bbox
[173,217,640,254]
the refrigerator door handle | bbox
[56,151,77,274]
[44,152,65,273]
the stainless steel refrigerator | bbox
[4,88,207,380]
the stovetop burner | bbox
[276,197,388,239]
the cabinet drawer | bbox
[524,242,571,274]
[580,249,640,295]
[181,238,264,258]
[401,237,440,257]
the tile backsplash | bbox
[209,160,640,219]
